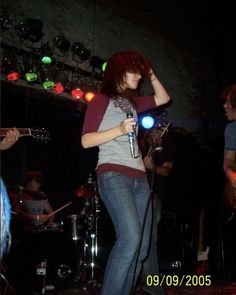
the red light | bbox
[7,71,20,81]
[71,88,84,99]
[53,83,64,94]
[84,91,95,102]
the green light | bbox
[41,56,52,65]
[25,72,38,82]
[102,61,107,72]
[42,79,54,89]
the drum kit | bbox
[4,177,103,294]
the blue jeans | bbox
[98,171,152,295]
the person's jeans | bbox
[98,171,152,295]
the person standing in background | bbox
[140,127,174,295]
[222,84,236,279]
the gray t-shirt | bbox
[224,121,236,152]
[97,99,145,171]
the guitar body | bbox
[196,209,210,275]
[224,178,236,213]
[196,246,210,275]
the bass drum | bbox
[10,229,78,293]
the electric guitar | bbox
[146,120,171,157]
[224,178,236,213]
[0,128,50,142]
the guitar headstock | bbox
[156,120,171,135]
[30,128,51,142]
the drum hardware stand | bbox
[36,259,47,294]
[80,188,103,288]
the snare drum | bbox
[62,214,85,241]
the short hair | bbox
[101,51,152,101]
[24,171,42,186]
[222,84,236,108]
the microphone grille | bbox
[126,111,133,118]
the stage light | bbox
[24,57,38,82]
[41,56,52,65]
[1,55,21,81]
[71,88,84,99]
[102,61,107,72]
[70,79,85,99]
[84,91,96,102]
[16,18,43,43]
[141,115,155,129]
[71,42,90,62]
[39,43,53,65]
[54,35,71,53]
[1,15,12,31]
[89,56,104,71]
[83,80,98,102]
[53,83,64,94]
[40,66,55,89]
[52,71,69,94]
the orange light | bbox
[84,91,95,102]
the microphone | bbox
[126,112,135,157]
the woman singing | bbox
[81,51,170,295]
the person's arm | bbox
[81,93,136,148]
[0,128,20,150]
[143,156,173,176]
[150,71,170,107]
[44,199,55,223]
[224,150,236,188]
[13,205,46,222]
[82,117,135,148]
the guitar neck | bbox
[147,122,170,157]
[0,128,31,137]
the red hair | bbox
[221,84,236,108]
[101,52,152,103]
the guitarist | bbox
[222,84,236,279]
[223,84,236,209]
[140,127,174,295]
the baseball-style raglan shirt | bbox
[82,93,156,178]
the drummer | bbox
[11,171,54,232]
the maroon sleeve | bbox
[135,95,156,113]
[82,93,109,135]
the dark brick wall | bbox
[1,0,234,135]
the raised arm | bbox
[150,71,170,106]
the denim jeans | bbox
[98,171,152,295]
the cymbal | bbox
[74,183,97,198]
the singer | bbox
[81,51,170,295]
